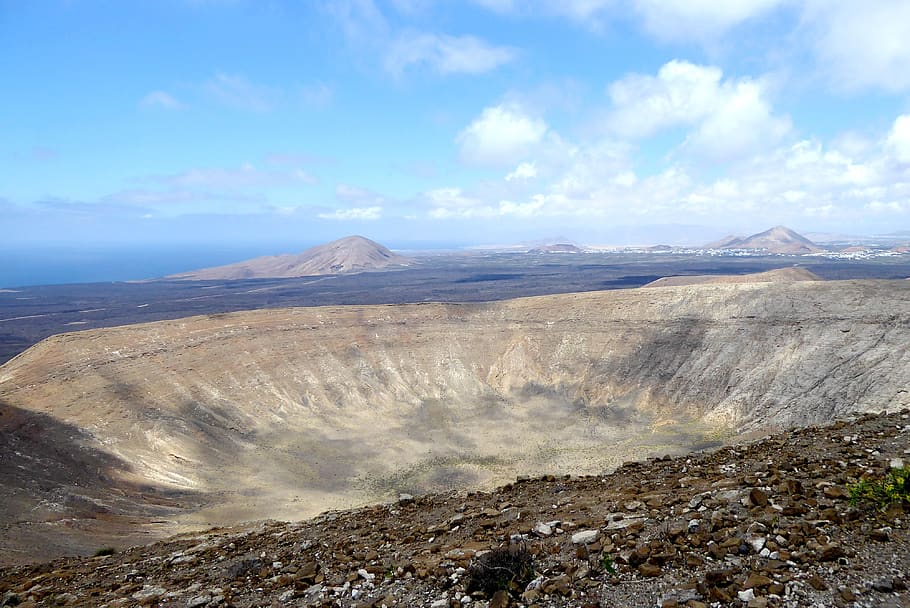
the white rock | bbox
[738,589,755,602]
[747,535,766,553]
[278,589,295,602]
[533,522,553,536]
[132,586,167,602]
[606,516,646,531]
[890,457,905,469]
[186,595,211,608]
[571,529,599,544]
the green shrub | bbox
[599,552,617,575]
[93,547,116,557]
[848,466,910,510]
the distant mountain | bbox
[705,226,824,254]
[527,243,583,254]
[704,234,745,249]
[168,236,412,280]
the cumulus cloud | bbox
[607,60,790,160]
[806,0,910,93]
[457,105,548,166]
[607,61,724,138]
[139,90,185,110]
[505,162,538,181]
[318,206,383,220]
[424,101,910,233]
[886,115,910,163]
[384,32,516,75]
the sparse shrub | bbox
[466,543,534,596]
[598,552,617,575]
[93,547,116,557]
[848,466,910,510]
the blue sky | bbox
[3,0,910,251]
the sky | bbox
[3,0,910,254]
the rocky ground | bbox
[1,410,908,608]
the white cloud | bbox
[607,61,723,138]
[505,162,538,181]
[318,206,383,220]
[139,90,185,110]
[384,32,516,75]
[205,72,276,112]
[607,60,790,160]
[425,187,547,219]
[457,105,548,166]
[806,0,910,93]
[634,0,785,41]
[686,79,791,159]
[426,105,910,232]
[473,0,782,39]
[329,1,514,78]
[886,115,910,163]
[425,187,483,218]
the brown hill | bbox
[0,410,906,607]
[1,279,908,564]
[705,226,824,254]
[704,234,744,249]
[643,266,821,288]
[168,235,411,280]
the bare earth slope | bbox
[1,280,909,563]
[167,235,411,280]
[0,410,907,608]
[643,267,821,287]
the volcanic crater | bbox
[1,278,909,563]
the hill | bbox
[643,267,821,288]
[0,410,906,607]
[1,279,908,564]
[705,226,824,254]
[167,236,411,280]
